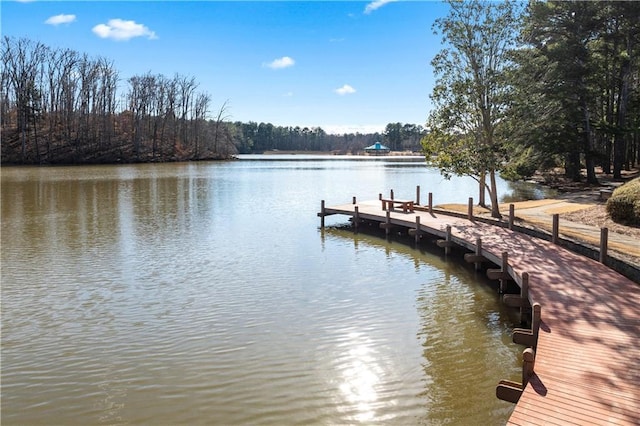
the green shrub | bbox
[606,177,640,225]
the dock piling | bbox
[464,237,487,270]
[468,197,474,221]
[416,185,420,205]
[502,272,531,324]
[354,206,360,231]
[522,348,536,386]
[436,225,454,255]
[487,251,511,293]
[520,272,530,324]
[319,200,325,228]
[428,192,433,214]
[496,346,536,404]
[408,215,422,244]
[552,214,559,244]
[513,303,542,348]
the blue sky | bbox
[2,1,449,134]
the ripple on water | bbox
[2,162,521,425]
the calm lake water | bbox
[1,156,542,425]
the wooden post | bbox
[520,272,529,324]
[416,185,421,205]
[502,272,531,324]
[496,347,536,404]
[500,251,509,293]
[320,200,325,228]
[468,197,474,221]
[414,216,421,244]
[463,237,487,270]
[385,210,391,235]
[487,251,511,293]
[532,303,541,347]
[428,192,433,214]
[522,348,535,387]
[474,238,482,270]
[509,204,515,230]
[379,193,382,200]
[552,214,559,244]
[512,302,542,349]
[445,225,451,254]
[354,206,360,231]
[390,189,394,200]
[352,196,356,204]
[437,225,455,255]
[599,227,608,264]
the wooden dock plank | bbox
[320,200,640,425]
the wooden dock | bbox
[319,197,640,425]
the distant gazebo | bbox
[364,142,390,155]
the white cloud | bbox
[283,92,294,97]
[45,14,76,26]
[92,19,157,41]
[335,84,356,95]
[364,0,398,14]
[264,56,295,70]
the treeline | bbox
[1,36,236,164]
[0,36,425,165]
[232,122,424,154]
[506,1,640,181]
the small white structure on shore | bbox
[364,142,390,155]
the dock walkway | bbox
[320,199,640,425]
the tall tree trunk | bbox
[565,151,581,182]
[613,39,631,179]
[489,169,501,219]
[478,170,486,207]
[582,100,598,185]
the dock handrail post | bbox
[599,227,608,264]
[522,348,535,387]
[552,214,559,244]
[468,197,474,221]
[416,185,420,205]
[428,192,433,214]
[415,216,421,244]
[354,206,360,231]
[320,200,325,228]
[509,204,515,230]
[352,196,356,205]
[390,189,394,200]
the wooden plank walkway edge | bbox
[318,196,640,425]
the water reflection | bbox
[323,226,522,425]
[2,160,529,425]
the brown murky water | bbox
[2,158,527,425]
